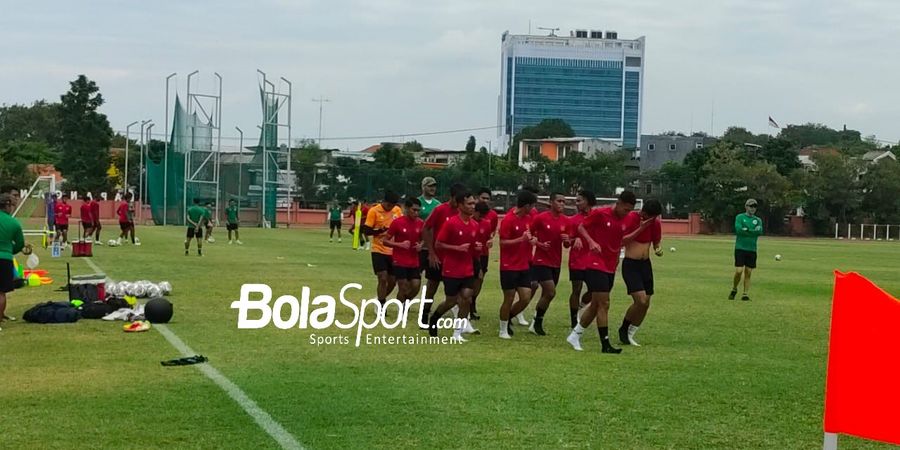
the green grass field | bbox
[2,226,899,449]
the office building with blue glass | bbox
[498,29,646,149]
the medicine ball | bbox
[145,297,174,323]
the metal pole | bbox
[283,78,292,228]
[138,119,151,200]
[185,70,198,225]
[236,127,243,213]
[144,123,155,222]
[164,72,176,226]
[257,70,267,228]
[846,223,850,240]
[312,96,330,146]
[860,224,863,240]
[834,223,838,239]
[215,72,223,224]
[124,121,138,194]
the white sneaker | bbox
[116,238,122,246]
[338,238,342,243]
[236,240,243,245]
[463,321,480,335]
[499,331,512,339]
[515,313,529,326]
[566,332,583,351]
[528,320,536,334]
[229,240,233,245]
[451,332,468,343]
[628,336,642,347]
[329,238,333,243]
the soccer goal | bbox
[13,175,57,241]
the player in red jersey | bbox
[89,195,103,244]
[53,194,72,247]
[383,197,425,307]
[566,191,641,354]
[79,194,95,239]
[469,187,498,320]
[566,190,596,328]
[618,199,664,346]
[116,193,136,245]
[498,190,538,339]
[428,190,480,341]
[419,183,466,324]
[528,192,570,336]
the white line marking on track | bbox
[83,257,303,450]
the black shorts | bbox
[393,266,421,281]
[186,227,204,239]
[329,220,341,231]
[81,222,94,230]
[372,252,393,275]
[226,223,238,231]
[479,256,489,275]
[734,249,758,269]
[119,222,133,231]
[0,259,15,293]
[500,269,532,291]
[569,269,587,282]
[585,270,616,294]
[56,224,69,232]
[622,258,654,296]
[93,222,102,230]
[420,250,442,281]
[531,265,561,285]
[443,276,474,297]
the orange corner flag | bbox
[824,271,900,445]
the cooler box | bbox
[69,273,106,303]
[71,240,93,257]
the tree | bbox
[465,136,476,153]
[860,159,900,224]
[0,140,57,187]
[802,152,863,232]
[508,118,575,162]
[56,75,113,193]
[721,126,767,147]
[0,101,61,146]
[758,138,801,176]
[373,143,416,169]
[292,139,324,204]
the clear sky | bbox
[2,0,898,151]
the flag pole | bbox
[823,432,838,450]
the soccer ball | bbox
[107,239,119,247]
[775,254,783,261]
[207,237,216,243]
[669,247,677,253]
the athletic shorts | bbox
[585,269,616,294]
[393,265,421,281]
[93,222,102,230]
[531,265,561,285]
[371,252,393,275]
[734,249,758,269]
[420,250,442,281]
[329,220,341,231]
[479,255,489,275]
[226,223,238,231]
[119,222,133,231]
[443,276,474,297]
[569,269,587,282]
[622,258,654,296]
[186,227,204,239]
[500,269,532,291]
[0,259,15,293]
[56,224,69,232]
[81,222,93,230]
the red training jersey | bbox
[90,200,101,224]
[387,215,424,269]
[475,216,493,258]
[531,211,569,268]
[622,212,662,246]
[436,214,478,278]
[425,202,457,258]
[54,203,72,225]
[499,211,533,271]
[582,206,627,274]
[117,201,129,223]
[567,211,590,270]
[79,203,93,224]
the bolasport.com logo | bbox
[230,283,466,347]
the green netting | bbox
[257,86,279,227]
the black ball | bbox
[145,297,174,323]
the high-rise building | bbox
[498,29,646,149]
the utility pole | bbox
[312,96,330,146]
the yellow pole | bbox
[352,204,362,249]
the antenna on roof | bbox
[537,27,560,37]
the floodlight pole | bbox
[164,72,176,226]
[138,119,152,200]
[215,72,223,223]
[124,121,139,194]
[185,70,199,225]
[236,126,243,212]
[312,96,330,146]
[257,69,267,228]
[283,77,292,227]
[143,122,155,222]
